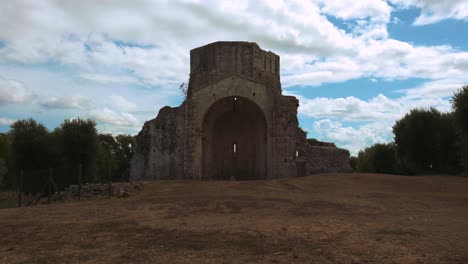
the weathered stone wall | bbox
[300,139,351,174]
[130,41,351,181]
[272,95,302,178]
[189,41,281,94]
[130,105,185,180]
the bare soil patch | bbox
[1,173,467,263]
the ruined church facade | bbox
[130,41,350,181]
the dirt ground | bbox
[0,173,467,264]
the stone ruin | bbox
[130,41,350,181]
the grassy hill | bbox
[1,173,467,263]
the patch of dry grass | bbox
[0,173,467,264]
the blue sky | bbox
[0,1,467,155]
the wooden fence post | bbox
[17,170,23,207]
[48,168,52,204]
[78,163,82,200]
[108,164,112,198]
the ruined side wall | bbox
[130,105,185,180]
[283,109,351,177]
[301,139,351,174]
[273,95,302,178]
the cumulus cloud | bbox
[90,108,139,127]
[296,85,453,120]
[318,0,391,21]
[390,0,468,25]
[111,94,136,112]
[0,117,15,126]
[312,119,393,155]
[0,0,466,152]
[296,79,455,154]
[399,79,467,99]
[282,40,468,87]
[80,73,140,85]
[295,94,403,122]
[0,1,363,71]
[0,76,33,105]
[0,1,466,90]
[40,95,91,109]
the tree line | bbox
[0,118,133,194]
[351,85,468,176]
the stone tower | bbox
[130,41,350,180]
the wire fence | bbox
[9,164,114,207]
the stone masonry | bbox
[130,41,350,180]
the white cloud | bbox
[312,119,392,155]
[1,1,466,90]
[111,94,136,112]
[390,0,468,25]
[297,79,456,154]
[90,108,139,128]
[295,80,454,123]
[295,93,403,122]
[0,117,15,126]
[0,76,33,105]
[283,39,468,87]
[318,0,391,22]
[399,79,467,99]
[0,0,466,150]
[317,0,391,40]
[40,95,91,109]
[80,73,140,85]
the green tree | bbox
[0,133,12,187]
[393,108,440,173]
[452,85,468,174]
[356,143,398,174]
[9,119,52,194]
[435,113,461,173]
[97,134,134,182]
[0,158,7,187]
[97,134,118,182]
[57,118,98,183]
[115,134,134,181]
[349,156,358,171]
[393,108,461,174]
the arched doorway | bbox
[202,96,267,180]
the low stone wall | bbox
[302,145,351,174]
[63,182,144,199]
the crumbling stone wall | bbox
[273,95,303,178]
[131,105,185,180]
[301,139,352,174]
[130,41,350,181]
[189,42,281,94]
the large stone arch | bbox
[129,41,351,181]
[202,96,267,180]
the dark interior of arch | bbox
[202,96,267,180]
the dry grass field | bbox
[0,173,467,264]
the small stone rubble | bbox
[63,182,144,200]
